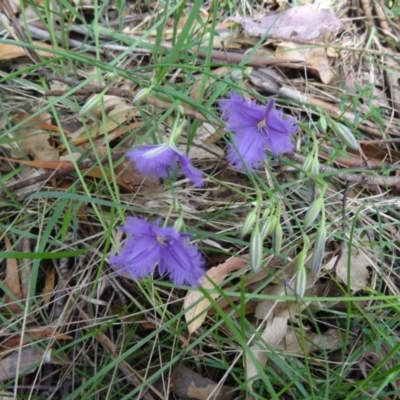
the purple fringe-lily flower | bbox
[127,143,204,187]
[219,92,298,170]
[109,217,205,287]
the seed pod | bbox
[250,226,263,272]
[311,225,327,276]
[272,222,283,255]
[304,197,323,229]
[242,208,258,237]
[231,69,243,81]
[332,122,359,150]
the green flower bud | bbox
[332,122,359,150]
[250,225,263,272]
[242,208,258,237]
[261,214,277,240]
[318,116,328,134]
[78,92,105,117]
[231,69,243,81]
[243,67,253,76]
[304,196,324,229]
[311,225,327,276]
[294,237,310,300]
[133,86,152,103]
[294,262,307,300]
[272,222,283,255]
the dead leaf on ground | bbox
[170,364,236,400]
[229,5,343,43]
[3,236,22,314]
[246,316,288,389]
[335,244,370,291]
[0,346,45,382]
[0,42,55,60]
[11,113,59,162]
[184,255,249,334]
[275,41,334,84]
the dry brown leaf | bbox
[0,346,45,382]
[229,5,343,43]
[43,267,55,305]
[335,245,370,291]
[0,42,54,60]
[3,236,22,314]
[170,364,236,400]
[246,316,288,388]
[11,113,59,162]
[184,256,248,334]
[275,42,333,84]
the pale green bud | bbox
[310,156,320,176]
[317,116,328,134]
[300,154,314,180]
[294,237,310,300]
[261,214,278,240]
[272,222,283,255]
[250,225,263,272]
[174,215,185,232]
[332,122,359,150]
[133,86,152,103]
[168,121,185,144]
[243,67,253,76]
[78,92,105,117]
[294,262,307,300]
[262,207,271,220]
[231,69,243,81]
[311,225,327,276]
[241,209,258,237]
[304,197,324,229]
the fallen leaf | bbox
[3,236,22,314]
[275,41,334,84]
[0,42,54,60]
[170,364,236,400]
[229,5,343,43]
[184,256,248,334]
[11,113,59,162]
[336,245,370,291]
[0,346,45,382]
[246,316,288,389]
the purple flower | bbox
[127,143,204,187]
[109,217,205,287]
[219,92,298,170]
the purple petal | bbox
[160,241,205,287]
[219,92,265,134]
[120,217,156,237]
[109,236,160,279]
[177,153,204,187]
[227,129,269,170]
[127,144,177,178]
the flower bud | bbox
[231,69,243,81]
[332,122,359,150]
[304,196,323,229]
[294,237,310,300]
[78,92,105,117]
[311,225,327,276]
[261,214,277,240]
[272,222,283,255]
[250,225,263,272]
[241,208,258,237]
[300,154,313,179]
[133,86,152,103]
[294,262,307,301]
[318,116,328,134]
